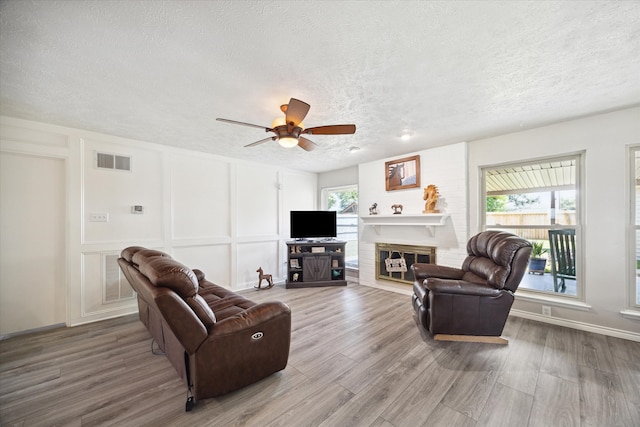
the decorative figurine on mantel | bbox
[391,204,403,214]
[422,184,440,213]
[255,267,274,290]
[369,203,378,215]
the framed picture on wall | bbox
[385,155,421,191]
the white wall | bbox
[468,107,640,336]
[317,165,358,196]
[358,142,469,292]
[0,116,317,335]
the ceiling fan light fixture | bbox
[217,97,355,151]
[278,136,299,148]
[271,116,287,129]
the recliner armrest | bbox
[209,301,291,336]
[412,263,465,282]
[426,278,504,297]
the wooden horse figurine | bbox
[423,184,440,213]
[255,267,274,290]
[391,204,403,214]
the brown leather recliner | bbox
[118,246,291,411]
[411,231,532,343]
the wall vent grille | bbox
[96,152,131,171]
[103,253,135,303]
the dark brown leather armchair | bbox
[411,231,532,343]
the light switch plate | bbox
[90,213,109,222]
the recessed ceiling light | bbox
[401,130,413,141]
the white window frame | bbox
[321,184,359,270]
[626,145,640,314]
[480,153,586,303]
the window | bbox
[482,154,582,297]
[629,146,640,307]
[323,185,358,269]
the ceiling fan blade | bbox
[285,98,310,126]
[298,137,318,151]
[217,118,271,131]
[245,136,276,147]
[304,124,356,135]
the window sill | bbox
[516,291,592,311]
[620,310,640,320]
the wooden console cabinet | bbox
[286,241,347,288]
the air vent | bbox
[96,152,132,171]
[103,253,135,303]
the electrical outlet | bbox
[90,213,109,222]
[542,305,551,316]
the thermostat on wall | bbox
[131,205,144,214]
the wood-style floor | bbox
[1,284,639,426]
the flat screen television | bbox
[290,210,337,240]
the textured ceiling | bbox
[1,0,639,173]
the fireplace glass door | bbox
[375,243,436,285]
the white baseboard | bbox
[0,322,66,341]
[509,309,640,342]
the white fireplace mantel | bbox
[360,213,450,236]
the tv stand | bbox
[286,241,347,288]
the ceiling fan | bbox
[216,98,356,151]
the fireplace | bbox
[375,243,436,285]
